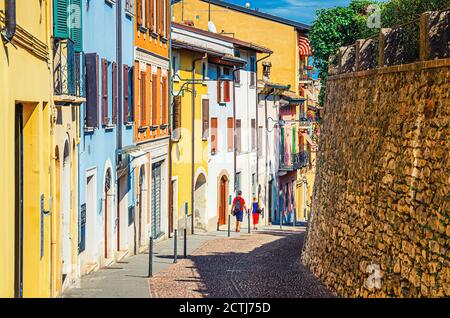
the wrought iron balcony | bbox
[53,39,85,102]
[279,151,310,171]
[298,112,312,128]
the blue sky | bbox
[224,0,353,25]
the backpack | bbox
[233,198,242,215]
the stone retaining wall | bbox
[301,58,450,297]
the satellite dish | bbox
[245,3,251,8]
[208,21,217,33]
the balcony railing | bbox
[53,39,85,99]
[299,112,312,128]
[280,151,310,171]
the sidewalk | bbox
[63,229,234,298]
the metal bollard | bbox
[183,228,187,258]
[174,229,178,263]
[228,215,231,237]
[280,210,283,230]
[148,236,153,277]
[248,211,251,234]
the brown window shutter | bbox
[123,65,129,123]
[152,73,158,125]
[166,0,170,37]
[211,117,218,154]
[85,53,99,128]
[173,95,181,139]
[236,119,241,153]
[202,99,209,139]
[145,0,151,29]
[101,58,109,126]
[112,62,118,125]
[140,72,146,126]
[227,117,234,152]
[150,0,155,31]
[160,0,165,35]
[162,77,167,125]
[224,80,230,102]
[137,0,143,26]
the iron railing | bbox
[53,39,85,97]
[280,151,310,171]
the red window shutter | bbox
[227,117,234,151]
[140,72,146,126]
[152,73,158,125]
[165,0,170,37]
[224,80,230,102]
[145,0,151,29]
[123,65,129,123]
[159,0,164,35]
[137,0,143,26]
[101,58,108,126]
[112,62,118,125]
[202,99,209,139]
[211,117,218,154]
[162,77,168,125]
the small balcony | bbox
[298,112,312,129]
[53,39,85,103]
[279,151,310,171]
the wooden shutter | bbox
[123,65,129,123]
[224,80,230,102]
[159,0,164,35]
[54,0,69,38]
[251,118,256,150]
[70,0,82,52]
[202,99,209,139]
[112,62,118,125]
[101,59,109,126]
[85,53,99,128]
[140,72,146,125]
[137,0,143,26]
[236,119,241,153]
[150,0,155,31]
[227,117,234,152]
[162,77,168,125]
[152,73,158,125]
[211,117,218,154]
[166,0,170,38]
[173,96,181,139]
[145,0,152,29]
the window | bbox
[211,117,218,155]
[123,65,134,123]
[250,56,256,87]
[162,76,168,125]
[234,68,240,85]
[152,73,158,126]
[112,62,118,125]
[217,66,230,103]
[101,58,109,126]
[252,173,257,194]
[202,99,209,139]
[172,95,181,139]
[125,0,135,16]
[85,53,99,128]
[54,0,83,52]
[251,118,256,151]
[224,68,231,102]
[227,117,234,152]
[236,119,241,154]
[235,172,241,191]
[140,72,147,126]
[217,66,222,103]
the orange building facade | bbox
[133,0,171,243]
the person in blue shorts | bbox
[231,190,247,232]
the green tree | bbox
[309,0,375,106]
[381,0,450,27]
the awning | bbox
[299,36,312,56]
[130,150,148,169]
[301,132,314,146]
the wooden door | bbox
[218,177,227,226]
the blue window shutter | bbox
[54,0,69,38]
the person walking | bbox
[251,196,261,230]
[231,190,247,232]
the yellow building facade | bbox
[171,48,209,231]
[0,1,53,297]
[172,0,309,94]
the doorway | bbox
[104,168,113,260]
[218,176,228,226]
[194,174,207,231]
[151,162,162,239]
[61,140,71,284]
[137,165,147,250]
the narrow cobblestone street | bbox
[149,226,334,298]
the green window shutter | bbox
[53,0,69,38]
[292,127,296,154]
[70,0,83,52]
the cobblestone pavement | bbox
[149,226,334,298]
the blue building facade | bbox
[78,0,135,276]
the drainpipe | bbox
[168,3,173,237]
[190,54,206,235]
[255,53,271,198]
[116,0,123,251]
[2,0,16,43]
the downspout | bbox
[116,0,123,251]
[168,3,173,237]
[264,88,275,224]
[190,54,206,235]
[232,66,245,194]
[255,53,271,198]
[2,0,16,43]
